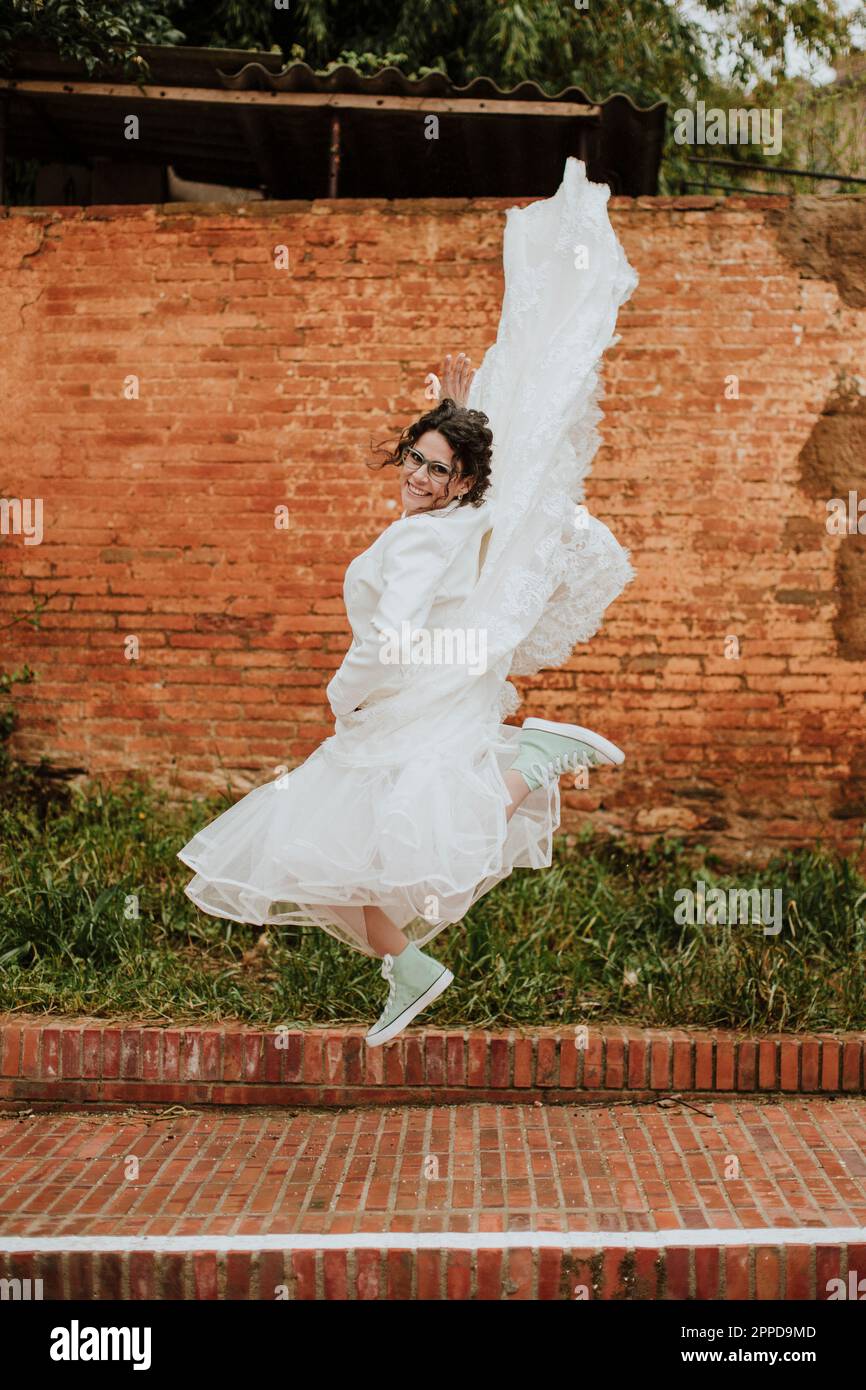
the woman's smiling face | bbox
[400,430,469,514]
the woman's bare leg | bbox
[504,768,533,823]
[364,905,410,958]
[363,772,531,955]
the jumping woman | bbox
[178,159,638,1046]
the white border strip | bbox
[1,1228,864,1253]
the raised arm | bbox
[428,352,476,408]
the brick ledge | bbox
[1,1018,863,1105]
[2,1242,863,1300]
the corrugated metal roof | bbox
[217,55,657,110]
[2,45,666,200]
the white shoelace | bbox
[532,749,590,788]
[381,953,397,1010]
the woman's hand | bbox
[439,352,475,407]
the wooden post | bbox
[0,93,7,205]
[0,81,601,120]
[328,112,340,198]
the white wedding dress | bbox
[177,159,638,958]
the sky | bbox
[676,0,866,86]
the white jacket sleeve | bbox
[326,520,455,719]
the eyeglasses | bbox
[400,445,458,485]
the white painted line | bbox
[1,1227,864,1254]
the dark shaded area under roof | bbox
[0,45,666,202]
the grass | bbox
[0,766,864,1033]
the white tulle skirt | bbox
[178,699,560,958]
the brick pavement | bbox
[2,1097,865,1299]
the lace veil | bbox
[334,158,638,756]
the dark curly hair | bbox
[369,398,493,508]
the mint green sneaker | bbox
[510,716,625,792]
[365,943,454,1047]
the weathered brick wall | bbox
[1,193,865,860]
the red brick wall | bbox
[2,193,865,860]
